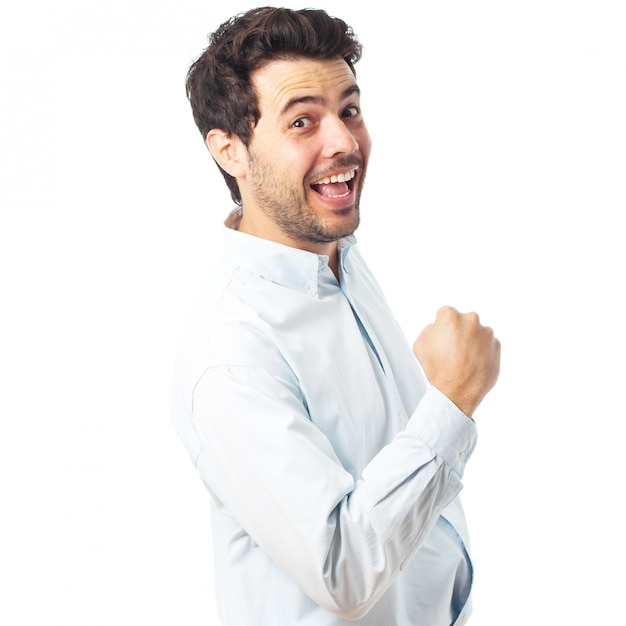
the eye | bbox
[292,117,311,128]
[342,105,360,119]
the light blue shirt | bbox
[171,209,477,625]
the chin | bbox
[326,210,360,240]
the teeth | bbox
[313,169,356,185]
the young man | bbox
[171,7,500,625]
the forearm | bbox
[190,366,476,617]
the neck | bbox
[328,248,340,280]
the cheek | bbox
[358,128,372,158]
[261,141,304,172]
[255,135,321,184]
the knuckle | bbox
[465,311,480,328]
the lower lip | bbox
[311,184,356,210]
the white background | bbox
[1,1,624,624]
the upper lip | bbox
[311,168,357,186]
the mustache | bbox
[306,155,364,184]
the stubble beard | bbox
[247,151,362,245]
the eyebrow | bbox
[280,84,361,116]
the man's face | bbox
[240,56,371,246]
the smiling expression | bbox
[237,57,372,251]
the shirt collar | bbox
[223,208,356,295]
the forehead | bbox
[251,57,359,116]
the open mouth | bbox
[310,169,356,199]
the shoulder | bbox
[176,260,295,388]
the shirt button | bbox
[460,614,469,624]
[398,412,407,424]
[308,288,317,297]
[459,451,466,462]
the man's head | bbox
[186,7,363,205]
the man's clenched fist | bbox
[413,306,501,418]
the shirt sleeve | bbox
[189,363,477,619]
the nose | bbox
[321,116,359,158]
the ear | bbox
[206,129,247,178]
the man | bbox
[171,7,500,625]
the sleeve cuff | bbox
[405,386,478,478]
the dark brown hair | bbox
[185,6,363,203]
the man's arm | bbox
[190,361,477,619]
